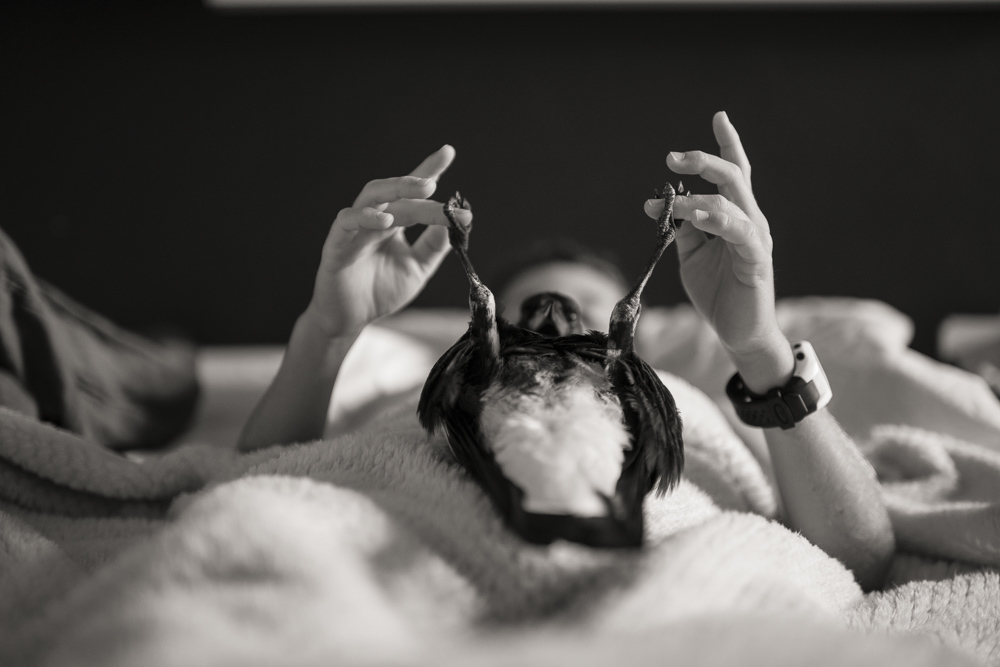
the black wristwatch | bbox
[726,341,833,430]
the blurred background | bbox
[1,0,997,356]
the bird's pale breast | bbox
[477,354,631,517]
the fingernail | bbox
[377,212,393,223]
[694,209,709,221]
[417,177,434,186]
[645,198,662,208]
[669,152,686,162]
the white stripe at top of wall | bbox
[207,0,1000,8]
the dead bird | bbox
[417,188,683,548]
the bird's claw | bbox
[444,191,473,251]
[651,181,679,243]
[652,181,685,201]
[653,181,685,226]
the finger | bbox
[336,206,395,233]
[383,198,472,228]
[643,198,665,220]
[354,176,437,209]
[409,144,456,182]
[645,194,746,226]
[667,150,747,192]
[674,211,711,259]
[666,151,758,216]
[689,209,773,272]
[410,224,452,270]
[673,194,751,224]
[688,208,758,248]
[712,111,752,183]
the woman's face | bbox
[498,262,627,332]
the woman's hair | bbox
[491,237,629,298]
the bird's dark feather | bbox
[610,350,684,505]
[418,329,476,433]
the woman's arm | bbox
[237,309,358,452]
[731,335,895,592]
[238,145,468,452]
[645,112,895,590]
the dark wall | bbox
[2,2,998,356]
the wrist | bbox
[301,302,365,342]
[728,332,795,395]
[295,307,364,362]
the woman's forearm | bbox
[764,410,895,591]
[237,310,360,452]
[734,336,896,591]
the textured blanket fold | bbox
[865,424,1000,570]
[0,407,237,516]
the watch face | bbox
[792,341,833,412]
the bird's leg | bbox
[607,182,679,353]
[444,193,500,359]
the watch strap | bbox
[726,341,833,430]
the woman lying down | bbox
[237,111,896,592]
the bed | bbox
[1,297,999,666]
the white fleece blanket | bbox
[1,298,999,666]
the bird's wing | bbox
[417,329,520,517]
[441,407,518,517]
[613,352,684,499]
[417,330,475,433]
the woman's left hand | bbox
[644,112,792,391]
